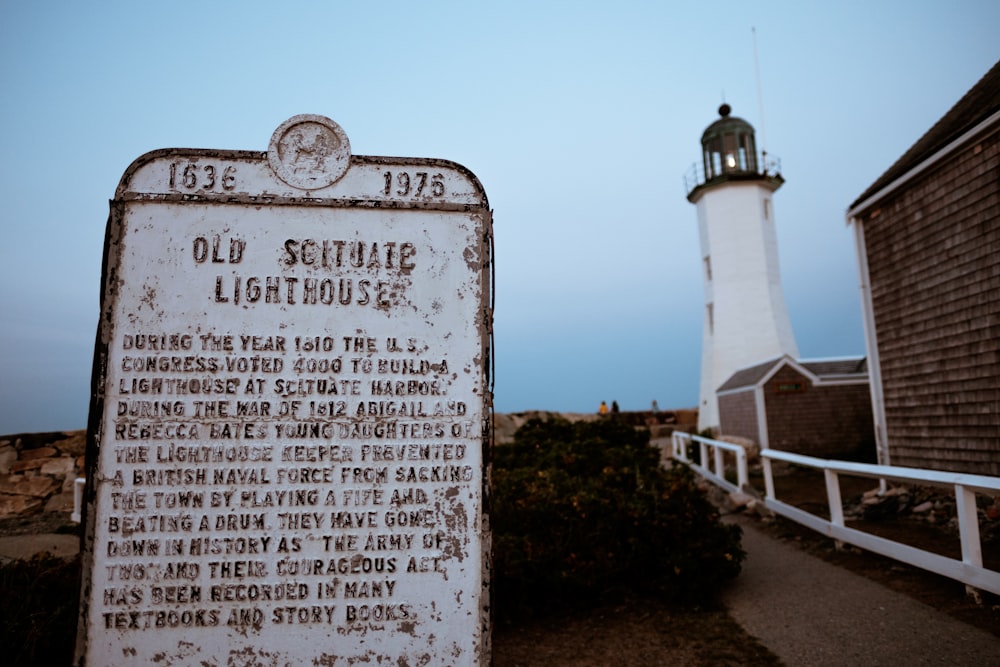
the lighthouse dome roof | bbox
[701,103,755,143]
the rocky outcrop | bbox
[492,411,600,445]
[492,409,697,445]
[849,484,1000,539]
[717,435,761,465]
[0,431,84,519]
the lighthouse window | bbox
[704,256,712,282]
[722,134,739,172]
[741,135,757,171]
[763,198,772,221]
[706,303,714,334]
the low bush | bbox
[0,419,744,659]
[492,417,744,618]
[0,552,80,667]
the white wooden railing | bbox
[670,432,1000,595]
[670,432,748,494]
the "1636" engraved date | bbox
[169,162,237,192]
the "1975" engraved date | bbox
[382,171,444,198]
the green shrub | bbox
[0,553,80,667]
[492,418,743,618]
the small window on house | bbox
[776,382,804,393]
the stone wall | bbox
[0,430,84,518]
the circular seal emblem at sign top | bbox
[268,115,351,190]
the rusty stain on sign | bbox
[76,116,493,666]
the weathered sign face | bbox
[76,115,493,666]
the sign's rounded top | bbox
[268,115,351,190]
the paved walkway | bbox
[723,514,1000,666]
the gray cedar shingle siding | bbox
[762,365,874,458]
[718,389,758,441]
[858,117,1000,475]
[716,356,874,458]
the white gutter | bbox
[852,219,889,468]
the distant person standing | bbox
[651,399,659,414]
[611,400,619,415]
[599,401,608,416]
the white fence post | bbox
[955,483,983,568]
[762,457,775,500]
[824,469,844,528]
[736,448,748,490]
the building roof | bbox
[718,357,783,392]
[800,357,868,377]
[849,59,1000,212]
[718,355,867,392]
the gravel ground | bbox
[493,596,781,666]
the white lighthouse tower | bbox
[686,104,798,432]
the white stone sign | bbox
[76,115,493,666]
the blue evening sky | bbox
[1,1,997,433]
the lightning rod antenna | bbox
[752,27,768,168]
